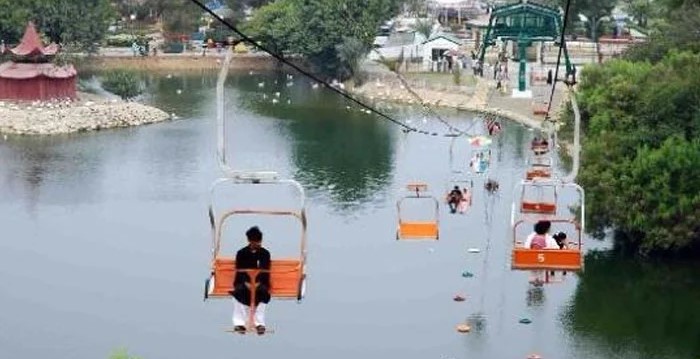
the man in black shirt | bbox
[447,186,463,214]
[231,226,271,335]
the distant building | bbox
[422,34,462,71]
[428,0,487,25]
[0,22,76,101]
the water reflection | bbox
[236,71,396,211]
[143,72,217,118]
[0,134,106,211]
[567,251,700,359]
[2,71,699,359]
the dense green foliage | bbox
[568,252,700,358]
[244,0,401,78]
[570,0,700,255]
[625,2,700,63]
[101,70,143,100]
[0,0,30,44]
[537,0,616,40]
[0,0,113,53]
[575,51,700,255]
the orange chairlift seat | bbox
[396,183,439,240]
[530,68,548,86]
[511,218,583,271]
[517,179,558,215]
[204,174,308,303]
[525,156,553,180]
[530,135,551,156]
[532,102,549,116]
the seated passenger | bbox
[470,152,489,173]
[457,187,472,213]
[552,231,568,249]
[531,137,549,155]
[551,231,569,277]
[231,226,271,335]
[484,179,499,194]
[523,220,559,249]
[488,121,502,136]
[446,186,463,214]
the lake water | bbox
[1,71,698,359]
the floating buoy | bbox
[453,294,466,302]
[456,324,471,333]
[519,318,532,324]
[461,271,474,278]
[467,248,480,253]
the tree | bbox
[573,0,617,41]
[28,0,115,53]
[161,0,201,34]
[573,51,700,255]
[404,0,427,16]
[245,0,402,78]
[101,70,143,100]
[242,0,300,56]
[624,0,656,28]
[550,0,616,39]
[335,36,368,80]
[0,0,30,44]
[413,19,434,41]
[625,2,700,63]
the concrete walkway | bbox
[483,61,569,130]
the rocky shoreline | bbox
[0,94,171,135]
[351,75,557,131]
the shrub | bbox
[101,70,143,99]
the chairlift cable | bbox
[544,0,573,121]
[371,49,492,136]
[188,0,468,138]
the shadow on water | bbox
[565,251,700,359]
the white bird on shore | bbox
[311,83,319,89]
[258,82,265,88]
[166,74,172,79]
[286,81,293,87]
[272,98,279,104]
[3,135,7,140]
[263,94,268,99]
[176,89,182,95]
[286,99,291,104]
[249,71,254,75]
[274,92,281,97]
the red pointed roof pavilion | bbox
[8,22,59,57]
[0,22,76,101]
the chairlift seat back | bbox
[209,257,304,299]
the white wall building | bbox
[422,34,462,71]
